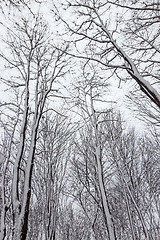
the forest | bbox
[0,0,159,240]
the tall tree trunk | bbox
[13,99,43,239]
[90,88,117,240]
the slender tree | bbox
[29,111,73,240]
[0,12,67,239]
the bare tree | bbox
[0,12,67,239]
[28,111,73,240]
[64,63,117,240]
[0,120,15,240]
[100,115,160,240]
[52,0,160,108]
[60,56,160,239]
[0,90,24,240]
[117,0,160,125]
[70,106,160,240]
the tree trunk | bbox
[90,88,117,240]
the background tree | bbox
[27,111,73,240]
[0,91,24,240]
[63,62,118,240]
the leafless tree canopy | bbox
[0,1,159,240]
